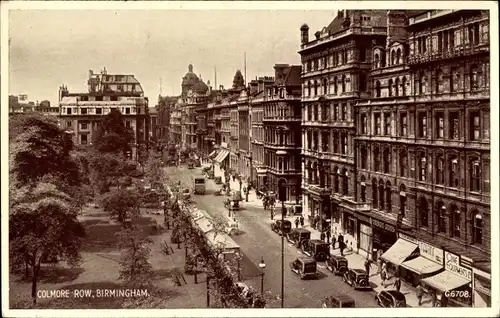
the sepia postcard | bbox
[1,1,498,317]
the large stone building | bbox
[301,9,491,307]
[58,68,149,161]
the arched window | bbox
[419,153,427,182]
[450,205,461,238]
[334,167,339,193]
[418,71,426,94]
[386,181,392,212]
[396,48,402,64]
[342,169,349,196]
[307,82,312,96]
[307,161,312,183]
[399,184,406,217]
[402,77,407,96]
[395,77,400,97]
[375,81,381,97]
[449,154,459,188]
[435,69,443,94]
[374,146,380,171]
[379,179,385,211]
[374,53,380,68]
[473,212,482,245]
[399,149,408,177]
[391,49,396,65]
[341,75,346,93]
[470,157,481,192]
[419,197,429,227]
[372,178,378,207]
[360,176,366,202]
[333,77,338,94]
[383,148,391,173]
[436,154,444,185]
[436,201,446,233]
[322,78,328,95]
[470,65,479,90]
[314,80,318,96]
[388,79,393,97]
[360,146,368,169]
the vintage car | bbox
[325,255,348,275]
[286,228,311,247]
[375,290,407,308]
[343,268,372,290]
[322,294,356,308]
[289,257,317,280]
[215,176,223,184]
[271,219,292,236]
[301,239,330,262]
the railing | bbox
[408,44,489,65]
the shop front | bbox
[422,251,472,307]
[380,238,419,276]
[472,267,491,307]
[398,234,444,287]
[371,218,398,261]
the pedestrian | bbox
[326,229,331,244]
[294,217,299,229]
[416,283,424,306]
[299,214,304,227]
[381,261,387,275]
[364,259,371,277]
[339,241,345,256]
[431,290,437,307]
[320,231,326,242]
[377,257,383,274]
[331,235,337,250]
[394,276,401,292]
[270,209,274,221]
[380,269,387,288]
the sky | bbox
[9,9,336,106]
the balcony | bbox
[308,185,330,196]
[340,197,371,212]
[407,44,489,65]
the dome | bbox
[193,80,209,94]
[182,64,199,87]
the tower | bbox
[300,24,309,44]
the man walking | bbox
[380,268,387,288]
[364,259,371,277]
[338,234,344,256]
[294,217,299,229]
[416,283,424,306]
[377,257,383,274]
[331,235,337,250]
[430,290,437,307]
[326,228,331,244]
[394,275,401,292]
[320,231,326,242]
[299,214,304,227]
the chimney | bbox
[300,23,309,44]
[315,31,321,40]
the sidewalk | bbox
[268,211,434,308]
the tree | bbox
[116,226,153,286]
[92,108,134,155]
[99,188,140,224]
[9,113,80,188]
[87,151,136,194]
[9,182,85,305]
[144,151,163,187]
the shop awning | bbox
[206,232,240,253]
[208,150,217,158]
[381,238,419,266]
[401,256,443,275]
[422,270,470,292]
[214,150,230,163]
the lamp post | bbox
[258,257,266,295]
[278,178,286,308]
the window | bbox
[374,147,380,172]
[375,81,381,97]
[333,77,338,94]
[419,198,428,227]
[361,114,368,134]
[67,107,72,115]
[66,121,72,128]
[341,75,346,93]
[360,146,368,169]
[384,113,391,136]
[340,132,346,154]
[313,131,318,151]
[307,105,312,121]
[386,182,392,212]
[449,155,459,188]
[322,132,329,152]
[418,72,426,94]
[80,107,88,115]
[314,104,318,121]
[372,179,378,206]
[96,96,103,101]
[125,107,131,115]
[360,177,366,202]
[383,148,391,173]
[437,202,446,233]
[341,103,347,121]
[80,134,88,145]
[395,78,400,97]
[343,134,348,154]
[334,168,339,193]
[360,48,366,61]
[436,155,444,185]
[399,185,406,217]
[360,72,366,91]
[400,112,408,136]
[391,50,396,65]
[473,213,482,245]
[96,107,102,115]
[396,48,402,64]
[125,121,131,128]
[470,111,480,141]
[342,169,348,196]
[322,78,328,95]
[334,104,339,121]
[388,79,393,97]
[379,180,385,211]
[449,112,459,139]
[80,122,88,130]
[436,112,444,138]
[400,150,408,177]
[374,53,380,68]
[402,77,407,96]
[418,112,427,137]
[333,132,339,153]
[470,65,479,90]
[314,80,318,96]
[470,158,481,192]
[451,206,461,238]
[375,113,381,135]
[419,153,427,182]
[307,82,312,96]
[435,69,443,94]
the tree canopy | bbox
[92,108,134,155]
[99,188,140,223]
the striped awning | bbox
[214,150,230,163]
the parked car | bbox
[322,294,356,308]
[325,254,348,275]
[343,268,372,290]
[286,228,311,247]
[301,239,330,262]
[290,257,317,279]
[271,219,292,236]
[375,290,407,308]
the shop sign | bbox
[372,219,396,233]
[399,233,418,244]
[445,252,472,281]
[460,255,473,269]
[399,234,443,264]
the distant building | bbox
[58,68,149,161]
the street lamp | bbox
[258,257,266,295]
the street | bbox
[164,165,379,308]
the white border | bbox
[1,1,498,317]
